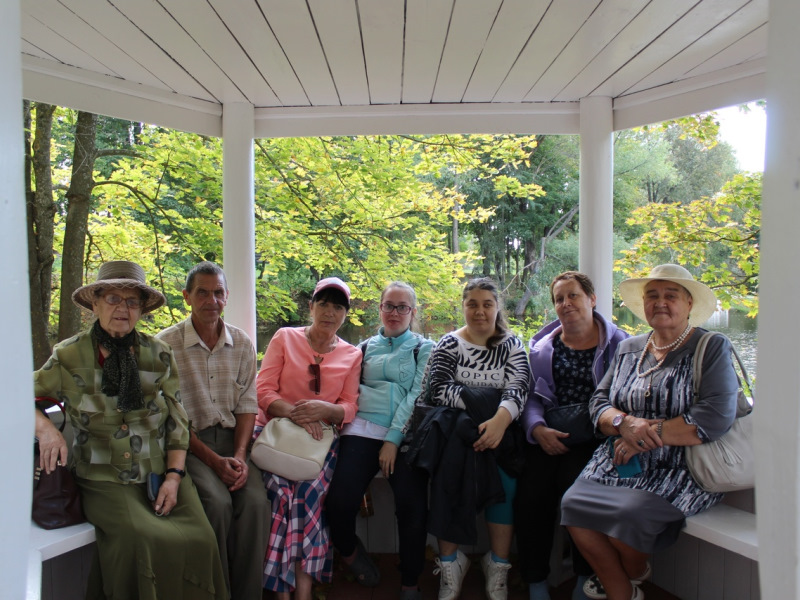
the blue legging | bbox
[485,466,516,525]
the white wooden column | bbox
[222,103,257,347]
[755,0,800,596]
[578,96,614,318]
[4,1,33,598]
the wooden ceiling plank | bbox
[402,0,452,104]
[463,0,549,103]
[22,39,55,62]
[256,0,339,107]
[25,0,169,90]
[685,24,767,79]
[356,0,405,105]
[59,0,215,101]
[160,0,279,105]
[493,1,600,103]
[21,11,116,77]
[626,0,766,95]
[110,0,243,103]
[208,0,307,107]
[527,0,645,101]
[555,0,699,101]
[433,0,503,103]
[593,0,751,97]
[308,0,369,106]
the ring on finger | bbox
[637,439,646,448]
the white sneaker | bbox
[480,552,512,600]
[433,550,471,600]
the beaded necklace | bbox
[636,323,693,378]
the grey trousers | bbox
[188,425,270,600]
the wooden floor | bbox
[263,552,682,600]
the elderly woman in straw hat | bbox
[33,261,227,600]
[560,264,740,600]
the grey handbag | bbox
[686,332,754,492]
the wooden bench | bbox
[652,496,759,600]
[683,502,758,561]
[27,521,95,600]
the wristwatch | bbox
[611,413,628,433]
[165,468,186,478]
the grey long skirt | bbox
[561,478,686,554]
[77,474,227,600]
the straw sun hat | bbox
[72,260,166,314]
[619,264,718,327]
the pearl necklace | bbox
[636,323,693,378]
[649,322,692,351]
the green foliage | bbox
[32,104,760,344]
[617,172,761,317]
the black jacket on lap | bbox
[406,386,524,544]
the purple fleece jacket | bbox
[521,311,628,444]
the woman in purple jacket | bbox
[514,272,628,600]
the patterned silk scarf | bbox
[92,320,143,412]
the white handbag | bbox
[250,417,335,481]
[686,332,755,493]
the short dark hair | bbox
[312,288,350,311]
[185,261,227,293]
[549,271,595,304]
[462,277,509,349]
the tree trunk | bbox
[26,102,57,367]
[58,111,98,341]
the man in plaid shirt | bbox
[158,262,269,600]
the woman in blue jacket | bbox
[514,272,628,600]
[326,281,434,600]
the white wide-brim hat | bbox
[72,260,166,314]
[619,264,718,327]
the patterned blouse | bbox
[552,336,597,406]
[427,332,531,420]
[34,329,190,484]
[582,329,739,516]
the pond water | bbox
[705,309,758,383]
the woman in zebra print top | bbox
[426,277,530,600]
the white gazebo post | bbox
[755,0,800,596]
[578,96,614,318]
[3,1,33,598]
[221,103,257,346]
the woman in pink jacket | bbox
[255,277,362,600]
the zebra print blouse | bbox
[427,332,531,420]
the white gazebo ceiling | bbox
[21,0,768,136]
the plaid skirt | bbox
[262,438,339,592]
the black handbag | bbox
[33,399,85,529]
[543,402,596,446]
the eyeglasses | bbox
[308,362,322,395]
[103,293,142,309]
[380,303,413,315]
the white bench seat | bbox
[27,522,95,600]
[683,503,758,561]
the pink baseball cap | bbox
[313,277,351,302]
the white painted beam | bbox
[755,0,800,597]
[4,2,34,599]
[578,97,614,319]
[222,103,257,348]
